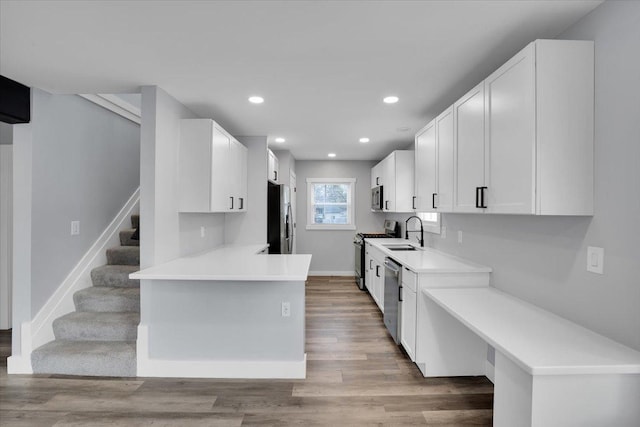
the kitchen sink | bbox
[383,245,419,251]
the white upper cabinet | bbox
[414,107,453,213]
[268,149,279,184]
[421,39,594,216]
[485,39,594,215]
[484,43,537,214]
[179,119,248,213]
[230,139,248,211]
[371,162,383,188]
[372,150,414,212]
[415,120,436,212]
[453,82,486,213]
[435,107,454,212]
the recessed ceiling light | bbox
[359,137,370,143]
[383,96,399,104]
[328,153,336,158]
[275,137,285,143]
[248,96,264,104]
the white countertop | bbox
[424,287,640,375]
[130,244,312,281]
[367,238,492,274]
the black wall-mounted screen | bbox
[0,75,31,124]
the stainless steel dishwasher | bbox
[383,257,402,344]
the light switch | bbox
[457,230,463,244]
[70,221,80,236]
[587,246,604,274]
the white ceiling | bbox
[0,0,602,160]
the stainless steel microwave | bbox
[371,186,384,211]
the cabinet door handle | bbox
[230,197,234,209]
[412,196,416,210]
[369,259,373,270]
[274,170,278,181]
[385,201,389,210]
[376,265,380,277]
[432,193,437,209]
[376,177,379,186]
[480,186,487,209]
[239,198,244,210]
[399,285,403,302]
[475,187,481,208]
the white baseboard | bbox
[30,188,140,351]
[7,322,32,374]
[136,324,306,379]
[308,271,355,277]
[485,359,495,384]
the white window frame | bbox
[306,178,356,230]
[418,212,441,234]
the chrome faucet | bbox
[405,216,424,247]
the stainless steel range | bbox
[353,220,400,290]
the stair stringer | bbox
[29,188,140,356]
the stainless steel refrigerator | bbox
[267,182,293,254]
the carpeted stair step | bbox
[119,228,139,247]
[106,246,139,266]
[53,312,139,341]
[74,287,140,313]
[31,340,136,377]
[91,265,140,288]
[131,214,139,229]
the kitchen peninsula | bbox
[130,244,311,379]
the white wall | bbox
[139,86,225,269]
[0,145,12,329]
[295,160,380,274]
[423,1,640,351]
[225,136,268,245]
[28,90,141,314]
[10,89,141,359]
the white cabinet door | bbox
[371,163,383,188]
[394,151,416,212]
[179,119,248,213]
[401,287,416,361]
[454,82,486,213]
[268,149,279,183]
[210,124,231,212]
[415,120,436,212]
[382,154,395,212]
[485,43,536,214]
[179,119,231,213]
[435,107,454,212]
[230,139,248,211]
[400,267,417,361]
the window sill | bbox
[306,224,357,231]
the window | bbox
[306,178,356,230]
[418,212,441,234]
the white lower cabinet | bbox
[400,267,417,361]
[365,243,385,313]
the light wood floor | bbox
[0,276,493,426]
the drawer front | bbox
[402,267,417,292]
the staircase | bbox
[31,214,140,377]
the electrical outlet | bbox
[587,246,604,274]
[457,230,463,244]
[441,226,447,239]
[71,221,80,236]
[281,302,291,317]
[200,226,205,238]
